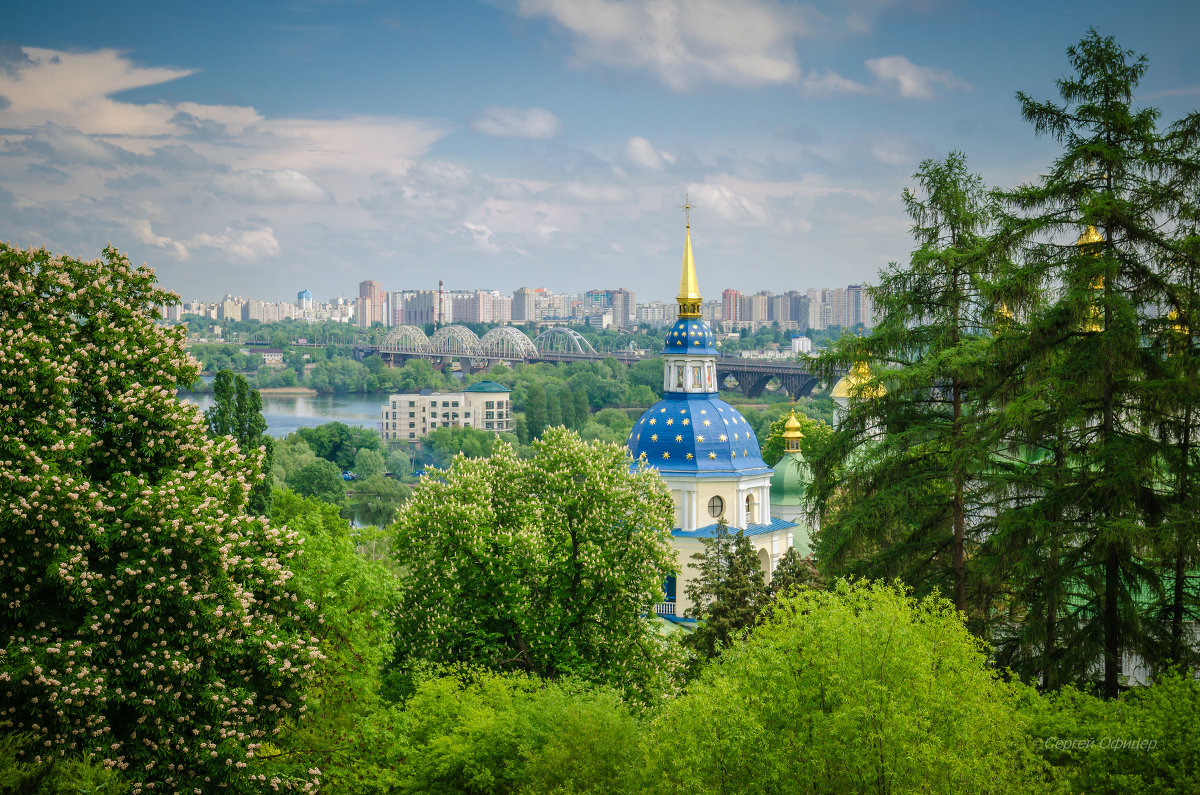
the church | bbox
[627,208,816,620]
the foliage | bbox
[421,425,520,469]
[983,31,1192,694]
[0,733,129,794]
[757,408,833,468]
[395,671,641,795]
[256,491,406,795]
[348,474,411,529]
[352,446,385,479]
[390,427,683,702]
[812,152,999,620]
[683,519,770,666]
[289,457,347,505]
[0,244,319,793]
[769,546,823,596]
[294,421,381,470]
[205,369,273,514]
[385,447,412,479]
[646,580,1046,794]
[1020,671,1200,794]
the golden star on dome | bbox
[666,418,674,425]
[731,451,737,457]
[703,420,711,427]
[733,433,739,441]
[700,409,707,414]
[662,451,670,460]
[694,340,701,345]
[719,434,727,442]
[675,435,683,442]
[650,434,658,442]
[682,418,690,425]
[681,409,687,413]
[686,453,694,460]
[708,452,717,459]
[649,418,656,425]
[696,435,705,442]
[660,408,667,413]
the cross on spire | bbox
[679,193,692,229]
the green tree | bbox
[353,446,385,479]
[683,519,770,665]
[256,491,405,794]
[812,152,998,618]
[987,31,1180,695]
[396,672,641,795]
[525,381,548,439]
[290,457,347,505]
[390,428,682,702]
[349,474,411,528]
[205,368,274,514]
[386,446,413,479]
[769,546,822,596]
[0,244,319,793]
[646,581,1045,794]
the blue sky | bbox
[2,0,1198,303]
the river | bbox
[180,391,385,438]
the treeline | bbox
[811,31,1200,696]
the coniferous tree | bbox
[526,382,548,439]
[769,546,823,597]
[205,368,274,514]
[986,31,1178,696]
[684,519,770,663]
[811,152,999,621]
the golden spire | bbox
[676,193,702,318]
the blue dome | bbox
[628,393,771,478]
[662,317,718,355]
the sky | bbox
[2,0,1198,304]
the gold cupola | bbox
[782,410,804,453]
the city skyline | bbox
[2,1,1197,300]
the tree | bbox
[987,31,1180,695]
[812,152,998,619]
[353,446,385,479]
[205,369,273,514]
[769,546,823,596]
[646,581,1045,794]
[0,244,319,793]
[683,519,770,665]
[390,427,682,702]
[349,474,411,528]
[524,382,548,440]
[385,446,412,479]
[255,491,405,794]
[290,457,347,505]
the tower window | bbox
[708,495,724,518]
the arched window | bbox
[708,495,724,518]
[745,493,756,524]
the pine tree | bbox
[525,382,548,440]
[987,31,1177,696]
[684,519,770,663]
[769,546,823,597]
[205,369,273,514]
[811,152,999,621]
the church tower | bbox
[629,200,796,615]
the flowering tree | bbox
[391,427,682,702]
[0,244,321,793]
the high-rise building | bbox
[358,280,385,326]
[747,292,769,323]
[404,290,452,327]
[847,284,864,327]
[297,289,313,312]
[512,287,536,323]
[721,288,742,322]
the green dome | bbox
[464,380,511,393]
[770,450,809,506]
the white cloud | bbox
[625,136,674,169]
[801,68,871,97]
[471,106,562,139]
[865,55,970,100]
[133,219,189,259]
[685,181,771,226]
[517,0,810,92]
[188,225,281,261]
[213,168,331,203]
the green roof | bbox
[770,451,809,505]
[463,380,511,393]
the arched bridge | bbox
[363,324,822,398]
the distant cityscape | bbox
[169,281,877,334]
